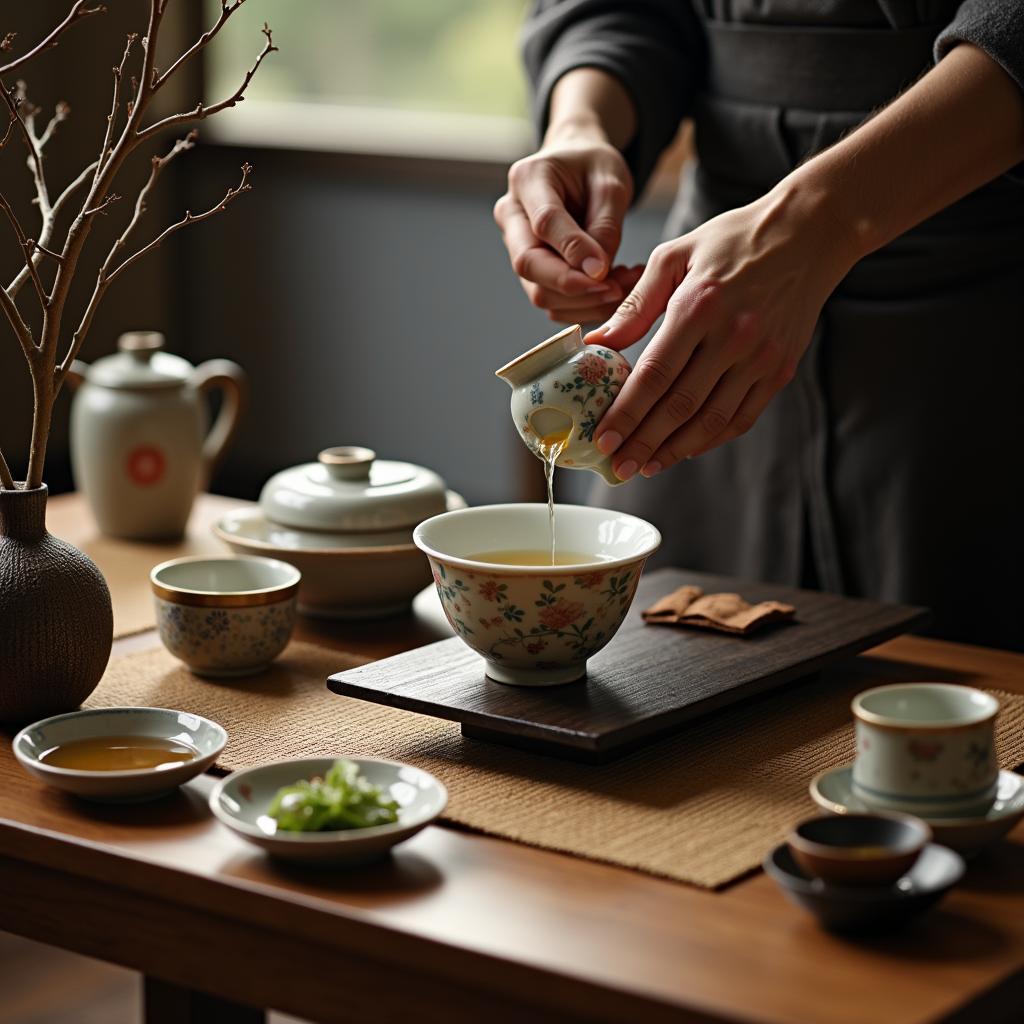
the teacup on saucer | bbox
[851,683,999,818]
[810,764,1024,857]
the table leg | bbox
[144,976,265,1024]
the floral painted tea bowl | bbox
[851,683,1000,818]
[151,555,300,677]
[413,504,660,686]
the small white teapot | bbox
[67,331,246,540]
[496,324,631,485]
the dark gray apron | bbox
[591,16,1024,650]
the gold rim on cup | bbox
[150,555,301,608]
[850,683,999,734]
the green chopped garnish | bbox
[268,759,400,832]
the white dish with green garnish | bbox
[208,757,447,865]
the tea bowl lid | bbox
[259,446,449,533]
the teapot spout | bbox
[591,457,625,487]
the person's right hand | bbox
[494,132,639,324]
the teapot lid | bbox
[84,332,193,389]
[259,446,449,533]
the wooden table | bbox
[2,493,1022,1024]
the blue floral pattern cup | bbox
[851,683,999,818]
[151,555,300,677]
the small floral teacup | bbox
[851,683,999,818]
[151,555,300,677]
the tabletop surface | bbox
[2,493,1023,1024]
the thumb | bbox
[586,247,685,350]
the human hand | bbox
[494,129,639,324]
[588,184,860,480]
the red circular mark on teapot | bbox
[126,445,166,486]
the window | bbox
[204,0,533,160]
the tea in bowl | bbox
[151,555,300,677]
[413,503,660,686]
[851,683,999,818]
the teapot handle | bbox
[192,359,247,488]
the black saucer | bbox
[764,843,964,932]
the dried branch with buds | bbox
[0,0,276,490]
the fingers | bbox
[585,173,631,265]
[638,367,757,476]
[496,195,612,297]
[590,281,722,466]
[586,242,690,352]
[511,164,610,279]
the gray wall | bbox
[179,144,667,506]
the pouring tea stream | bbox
[496,324,632,565]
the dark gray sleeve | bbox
[935,1,1024,183]
[935,1,1024,91]
[522,0,706,199]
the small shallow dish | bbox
[764,842,964,932]
[811,764,1024,857]
[13,707,227,802]
[413,503,661,686]
[209,757,447,865]
[151,555,300,676]
[788,813,931,886]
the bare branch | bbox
[53,160,98,214]
[107,131,197,261]
[151,1,247,93]
[82,193,121,218]
[56,162,252,386]
[5,162,91,297]
[29,240,64,264]
[96,33,137,178]
[37,100,70,149]
[0,116,14,149]
[0,191,47,308]
[0,81,50,216]
[0,276,35,360]
[138,23,276,141]
[0,446,16,490]
[0,3,106,78]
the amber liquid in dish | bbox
[536,428,570,565]
[39,735,198,771]
[471,549,599,566]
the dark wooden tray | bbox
[327,568,929,762]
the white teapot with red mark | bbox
[67,331,246,540]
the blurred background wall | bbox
[0,1,674,507]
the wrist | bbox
[781,160,880,266]
[766,167,871,278]
[543,112,614,150]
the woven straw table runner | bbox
[88,642,1024,889]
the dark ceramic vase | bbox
[0,484,113,723]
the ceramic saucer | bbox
[764,842,964,932]
[810,765,1024,856]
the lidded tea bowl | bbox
[496,324,631,486]
[214,446,464,619]
[259,445,448,540]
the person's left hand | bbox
[587,185,860,481]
